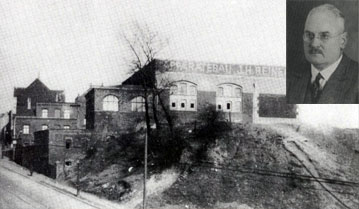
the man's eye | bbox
[306,33,314,39]
[320,34,330,40]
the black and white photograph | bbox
[286,0,358,104]
[0,0,358,209]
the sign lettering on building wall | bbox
[163,61,285,78]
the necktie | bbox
[311,73,323,103]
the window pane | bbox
[65,138,72,149]
[64,110,70,119]
[23,125,29,134]
[170,81,197,112]
[27,98,31,109]
[42,109,48,118]
[131,97,145,112]
[103,95,119,111]
[227,102,231,110]
[181,100,186,108]
[170,98,177,110]
[55,109,60,118]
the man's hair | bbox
[307,4,346,32]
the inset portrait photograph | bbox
[287,0,358,104]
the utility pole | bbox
[12,131,22,162]
[143,131,148,209]
[1,128,5,159]
[12,142,16,161]
[76,159,80,196]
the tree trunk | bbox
[143,89,151,138]
[151,94,161,130]
[157,93,173,136]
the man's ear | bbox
[340,32,348,50]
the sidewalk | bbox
[0,156,124,209]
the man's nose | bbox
[310,37,321,48]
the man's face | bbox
[303,10,347,70]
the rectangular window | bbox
[64,110,70,119]
[42,125,48,130]
[64,125,70,129]
[180,100,186,109]
[42,109,48,118]
[55,109,61,118]
[189,100,196,110]
[170,99,177,110]
[83,119,86,125]
[227,102,231,110]
[23,125,29,134]
[27,98,31,109]
[131,97,145,112]
[65,137,72,149]
[218,104,222,110]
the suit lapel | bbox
[290,65,311,103]
[318,55,350,103]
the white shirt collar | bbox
[311,55,343,84]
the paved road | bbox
[0,165,99,209]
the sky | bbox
[0,0,357,128]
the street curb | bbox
[0,157,119,209]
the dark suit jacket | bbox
[287,54,359,104]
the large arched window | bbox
[131,96,145,112]
[216,83,242,113]
[102,95,119,111]
[170,81,197,111]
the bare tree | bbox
[122,22,175,136]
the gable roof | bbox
[27,78,50,91]
[14,78,64,97]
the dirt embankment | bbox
[64,123,359,209]
[147,124,326,209]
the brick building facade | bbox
[123,59,296,123]
[84,59,296,132]
[33,129,95,178]
[85,85,147,133]
[10,79,86,145]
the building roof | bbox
[14,78,64,96]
